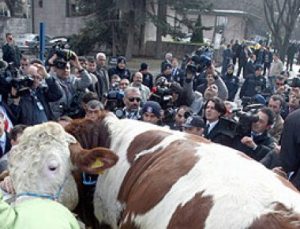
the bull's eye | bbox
[48,165,57,171]
[48,160,59,172]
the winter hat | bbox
[142,101,161,118]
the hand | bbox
[33,63,48,79]
[0,176,15,194]
[69,52,82,70]
[241,136,257,149]
[272,167,288,179]
[273,143,281,154]
[48,54,58,65]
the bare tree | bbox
[264,0,300,59]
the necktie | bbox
[204,124,210,137]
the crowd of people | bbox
[1,32,300,194]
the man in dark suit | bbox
[233,107,275,161]
[2,33,21,68]
[279,109,300,190]
[203,97,234,147]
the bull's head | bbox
[8,122,118,210]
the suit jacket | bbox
[269,114,284,143]
[204,118,235,147]
[0,132,11,159]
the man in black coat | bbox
[108,56,131,80]
[203,97,235,147]
[1,33,21,68]
[10,63,62,125]
[279,109,300,190]
[240,65,266,99]
[222,64,239,101]
[233,107,275,161]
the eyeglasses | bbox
[128,97,141,102]
[276,82,285,86]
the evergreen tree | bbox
[191,15,204,43]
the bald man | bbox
[130,72,150,103]
[10,63,62,125]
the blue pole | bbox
[39,22,45,61]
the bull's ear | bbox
[70,143,118,174]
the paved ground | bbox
[1,48,299,77]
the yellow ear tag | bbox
[90,159,104,174]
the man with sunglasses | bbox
[2,33,21,68]
[48,52,92,119]
[121,87,142,120]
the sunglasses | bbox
[276,82,285,86]
[128,97,141,102]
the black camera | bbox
[186,63,197,74]
[105,84,125,111]
[11,76,34,97]
[55,49,76,62]
[287,77,300,88]
[149,79,173,110]
[0,62,34,97]
[234,104,263,136]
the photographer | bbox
[48,51,92,119]
[232,107,275,161]
[10,63,62,125]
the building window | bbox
[216,16,228,27]
[38,0,43,8]
[66,0,96,17]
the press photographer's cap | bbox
[182,115,205,128]
[162,63,172,72]
[140,63,148,71]
[142,101,161,118]
[255,64,263,71]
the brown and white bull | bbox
[66,112,300,229]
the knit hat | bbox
[182,115,205,128]
[162,63,172,72]
[117,56,126,64]
[142,101,161,118]
[255,64,263,71]
[254,94,266,105]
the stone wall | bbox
[144,41,202,59]
[33,0,88,36]
[0,17,29,43]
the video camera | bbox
[233,104,264,137]
[0,61,34,97]
[105,83,125,111]
[149,77,173,110]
